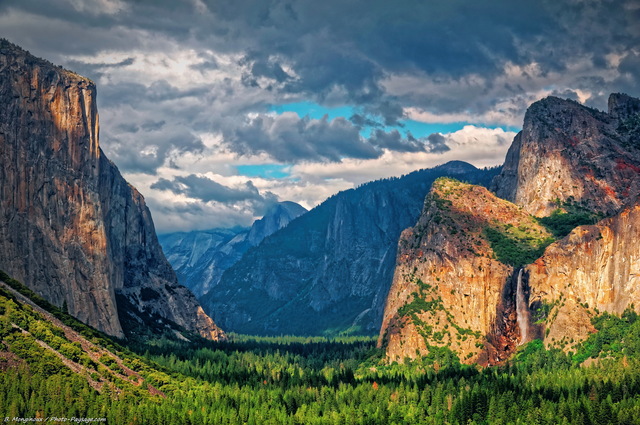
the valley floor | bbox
[2,271,640,424]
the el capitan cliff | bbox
[0,40,223,340]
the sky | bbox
[1,0,639,233]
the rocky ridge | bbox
[0,40,223,340]
[380,93,640,364]
[159,201,307,298]
[492,94,640,217]
[378,178,551,364]
[205,162,500,336]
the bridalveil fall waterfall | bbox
[516,269,528,345]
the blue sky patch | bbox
[237,164,291,179]
[268,101,519,139]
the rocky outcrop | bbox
[203,162,500,336]
[378,178,551,364]
[0,39,223,340]
[491,95,640,217]
[526,204,640,351]
[159,228,246,298]
[159,201,306,298]
[489,93,640,351]
[380,93,640,365]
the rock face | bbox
[378,179,551,364]
[526,204,640,352]
[491,95,640,217]
[381,93,640,364]
[490,93,640,351]
[159,201,307,297]
[203,162,500,336]
[0,40,223,340]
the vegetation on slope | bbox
[3,268,640,424]
[537,200,604,238]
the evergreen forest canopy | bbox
[2,270,640,424]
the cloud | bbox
[225,113,376,162]
[104,125,205,174]
[224,112,456,162]
[289,125,516,186]
[368,129,424,153]
[2,0,638,231]
[426,133,451,154]
[145,173,282,232]
[151,175,267,204]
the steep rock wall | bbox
[378,179,551,364]
[0,40,223,340]
[492,95,640,217]
[526,204,640,351]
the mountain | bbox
[379,93,640,364]
[159,201,307,297]
[202,161,500,336]
[491,94,640,217]
[378,178,553,365]
[0,40,223,340]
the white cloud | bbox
[67,0,128,15]
[131,124,514,233]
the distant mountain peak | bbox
[159,200,307,298]
[434,160,478,174]
[247,201,308,246]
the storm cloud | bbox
[1,0,638,230]
[151,175,268,204]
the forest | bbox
[2,270,640,424]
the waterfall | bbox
[516,268,528,345]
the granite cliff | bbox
[380,93,640,364]
[525,204,640,353]
[159,201,307,297]
[378,179,551,364]
[0,40,223,340]
[203,162,500,336]
[492,94,640,217]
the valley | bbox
[3,271,640,424]
[1,24,640,424]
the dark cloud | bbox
[151,175,265,203]
[227,114,378,162]
[105,128,205,174]
[368,130,424,153]
[349,114,383,129]
[226,114,446,160]
[141,120,166,131]
[99,80,204,106]
[4,0,638,124]
[426,133,451,154]
[61,57,133,81]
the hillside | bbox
[378,178,553,364]
[3,268,640,424]
[203,162,500,336]
[380,93,640,365]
